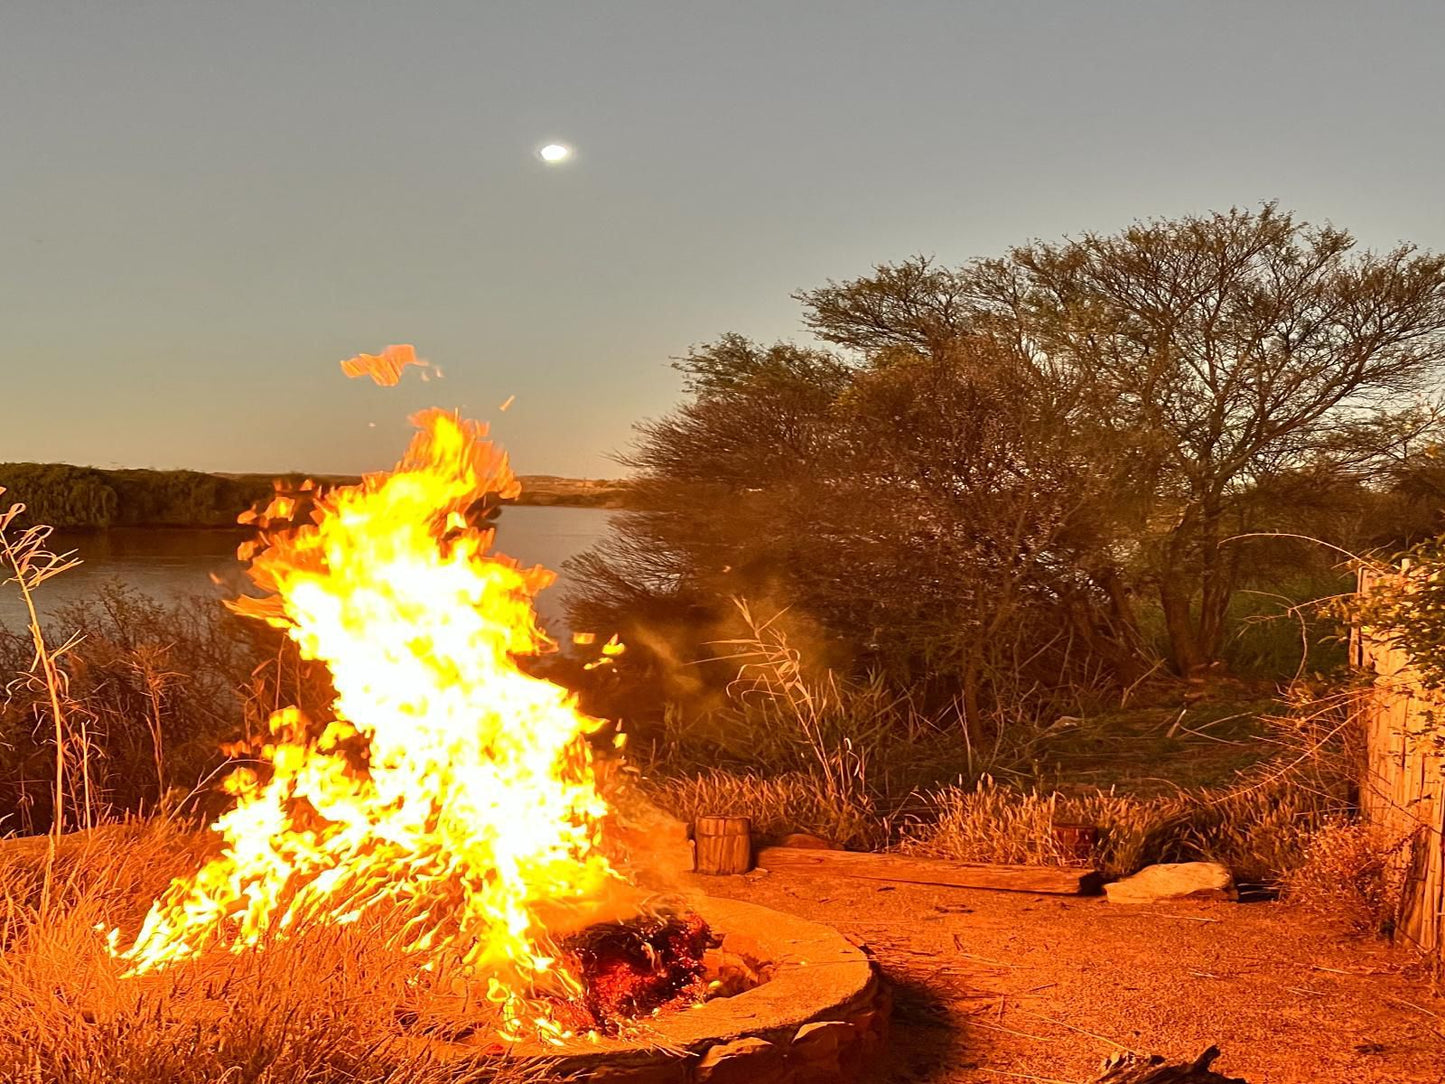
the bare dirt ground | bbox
[689,867,1445,1084]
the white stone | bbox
[1104,861,1234,904]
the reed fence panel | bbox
[1355,567,1445,965]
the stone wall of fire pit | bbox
[439,897,887,1083]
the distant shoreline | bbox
[0,461,635,530]
[509,476,634,509]
[214,473,635,510]
[45,501,618,535]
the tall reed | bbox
[0,493,87,842]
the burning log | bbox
[1090,1047,1248,1083]
[563,911,712,1029]
[694,816,752,875]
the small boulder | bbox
[1105,862,1234,904]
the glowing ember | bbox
[112,405,640,1042]
[564,912,710,1029]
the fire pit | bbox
[93,362,889,1076]
[426,896,887,1083]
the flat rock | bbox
[778,833,833,850]
[1105,862,1234,904]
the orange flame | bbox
[113,407,636,1041]
[340,343,428,386]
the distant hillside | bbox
[0,462,633,529]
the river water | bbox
[0,505,616,635]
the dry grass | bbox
[641,608,1364,885]
[645,768,886,851]
[1282,819,1410,936]
[901,777,1339,882]
[643,768,1342,883]
[0,500,87,837]
[0,822,542,1084]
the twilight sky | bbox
[3,1,1443,477]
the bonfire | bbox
[110,351,703,1042]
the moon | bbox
[538,143,572,164]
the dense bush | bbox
[1352,538,1445,697]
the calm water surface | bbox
[0,505,615,635]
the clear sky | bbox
[3,1,1443,477]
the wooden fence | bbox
[1354,568,1445,966]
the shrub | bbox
[1282,820,1408,935]
[0,587,243,832]
[0,579,336,833]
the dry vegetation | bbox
[1283,820,1412,936]
[0,474,1422,1082]
[637,608,1376,891]
[0,501,546,1081]
[643,733,1360,883]
[0,823,541,1083]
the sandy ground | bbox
[687,867,1445,1084]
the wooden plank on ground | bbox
[754,846,1102,896]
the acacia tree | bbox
[570,334,1130,738]
[823,337,1130,722]
[801,205,1445,674]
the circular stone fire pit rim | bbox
[435,895,878,1069]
